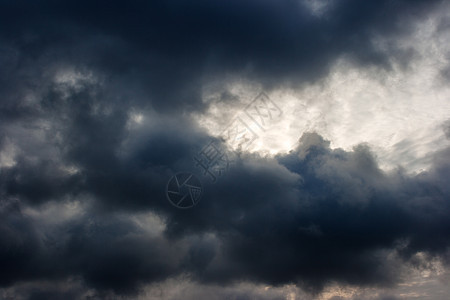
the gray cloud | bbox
[1,129,450,296]
[0,0,449,299]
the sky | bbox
[0,0,450,299]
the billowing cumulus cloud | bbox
[0,0,449,299]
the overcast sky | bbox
[1,0,450,299]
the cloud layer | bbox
[0,0,449,299]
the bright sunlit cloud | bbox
[197,9,450,173]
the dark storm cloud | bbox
[0,0,442,113]
[1,129,450,296]
[163,133,450,291]
[0,198,181,295]
[1,0,449,298]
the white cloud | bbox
[197,3,450,173]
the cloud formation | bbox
[0,0,449,299]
